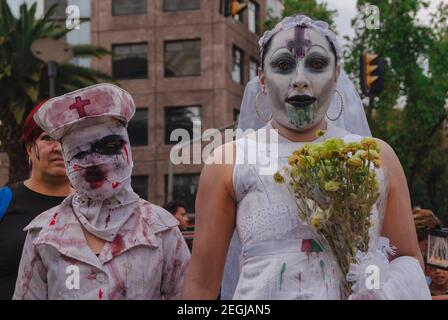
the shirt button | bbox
[96,273,106,283]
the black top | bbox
[0,182,67,299]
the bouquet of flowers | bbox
[273,132,382,298]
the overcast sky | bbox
[321,0,447,40]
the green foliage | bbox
[264,0,337,31]
[344,0,448,224]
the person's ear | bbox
[25,142,33,158]
[258,67,266,94]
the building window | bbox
[164,40,201,77]
[44,0,68,20]
[248,1,260,34]
[112,0,147,16]
[163,0,200,12]
[232,46,244,84]
[128,108,148,146]
[164,174,200,213]
[112,43,148,79]
[165,106,201,145]
[132,175,149,200]
[249,58,259,80]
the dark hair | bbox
[163,201,187,215]
[260,27,338,70]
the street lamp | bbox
[31,38,73,97]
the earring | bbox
[326,90,344,121]
[255,91,273,123]
[28,157,32,169]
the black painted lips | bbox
[285,95,317,108]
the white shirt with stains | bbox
[13,197,190,300]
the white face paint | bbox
[61,117,133,201]
[261,27,338,131]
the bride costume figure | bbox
[182,15,431,300]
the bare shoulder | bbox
[373,138,408,193]
[374,138,401,170]
[200,141,237,197]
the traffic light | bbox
[360,52,385,97]
[220,0,248,17]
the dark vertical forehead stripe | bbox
[287,27,312,60]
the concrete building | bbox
[1,0,269,214]
[90,0,267,212]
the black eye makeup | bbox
[305,54,329,72]
[72,135,126,160]
[73,150,90,160]
[91,135,125,156]
[270,54,296,73]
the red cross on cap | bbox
[69,96,91,118]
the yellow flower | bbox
[290,166,300,178]
[321,138,344,159]
[324,180,340,192]
[316,129,326,137]
[288,154,299,165]
[299,155,315,167]
[309,144,323,161]
[354,150,368,160]
[360,137,380,152]
[342,142,361,154]
[311,210,324,229]
[373,159,381,168]
[347,156,363,167]
[302,143,313,155]
[273,172,285,184]
[366,149,380,161]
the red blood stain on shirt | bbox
[301,239,312,257]
[49,212,59,226]
[111,234,124,257]
[112,182,120,189]
[98,289,103,300]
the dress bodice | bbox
[227,121,388,299]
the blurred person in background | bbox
[413,207,441,260]
[412,207,448,300]
[163,200,190,231]
[428,267,448,300]
[0,101,72,299]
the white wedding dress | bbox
[225,121,430,300]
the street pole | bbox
[31,39,73,98]
[48,61,57,98]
